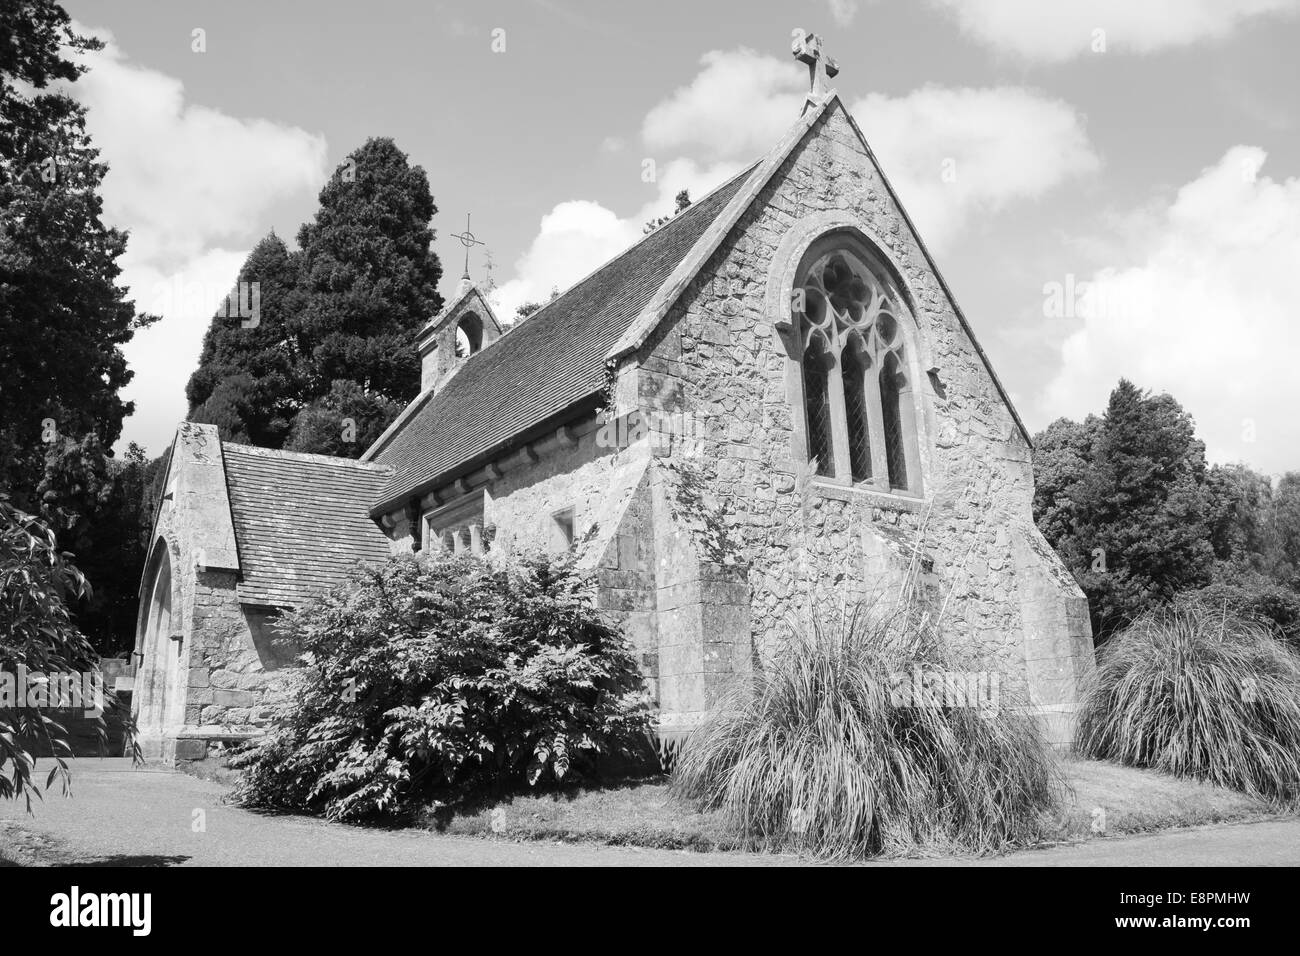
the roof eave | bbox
[367,393,603,519]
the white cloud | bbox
[61,25,327,453]
[1040,146,1300,474]
[490,158,741,321]
[114,249,250,454]
[639,51,1097,254]
[849,86,1099,250]
[498,49,1097,323]
[640,51,1097,252]
[641,49,803,162]
[927,0,1299,62]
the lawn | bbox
[431,757,1280,856]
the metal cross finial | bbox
[450,213,485,280]
[791,29,839,103]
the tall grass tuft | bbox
[671,609,1062,858]
[1075,604,1300,805]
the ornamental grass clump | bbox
[1075,603,1300,805]
[671,608,1061,858]
[233,551,653,821]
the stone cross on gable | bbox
[791,29,839,102]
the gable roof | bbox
[366,164,756,514]
[418,282,502,344]
[367,91,1032,516]
[221,443,393,608]
[606,93,1031,448]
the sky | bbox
[59,0,1300,478]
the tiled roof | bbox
[221,443,394,608]
[369,165,757,512]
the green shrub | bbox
[233,551,653,821]
[1175,576,1300,649]
[671,610,1061,858]
[1075,605,1300,804]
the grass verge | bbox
[429,757,1282,855]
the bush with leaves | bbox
[672,607,1061,858]
[233,551,652,821]
[1075,604,1300,804]
[1,496,123,804]
[1174,574,1300,650]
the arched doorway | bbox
[136,544,182,736]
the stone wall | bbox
[614,101,1092,739]
[134,425,294,762]
[404,413,757,734]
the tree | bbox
[0,1,151,503]
[1031,415,1099,550]
[1032,380,1215,641]
[291,138,443,420]
[187,233,301,447]
[31,436,155,655]
[1204,463,1274,574]
[513,286,561,324]
[1268,473,1300,587]
[186,139,444,458]
[285,379,403,458]
[515,301,545,321]
[1,495,106,804]
[643,188,691,234]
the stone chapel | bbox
[133,32,1093,763]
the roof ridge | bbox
[488,163,761,336]
[221,440,393,471]
[360,164,760,465]
[606,95,834,363]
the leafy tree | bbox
[642,188,691,234]
[284,379,402,458]
[513,286,560,323]
[0,2,155,658]
[0,1,151,502]
[186,140,444,458]
[187,233,301,447]
[34,437,155,655]
[514,301,545,321]
[291,138,443,417]
[1031,415,1099,549]
[1268,473,1300,587]
[1033,380,1215,641]
[1204,463,1274,574]
[1,496,107,804]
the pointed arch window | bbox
[793,242,922,495]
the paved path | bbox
[1,759,1296,866]
[0,760,788,867]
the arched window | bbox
[793,240,922,495]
